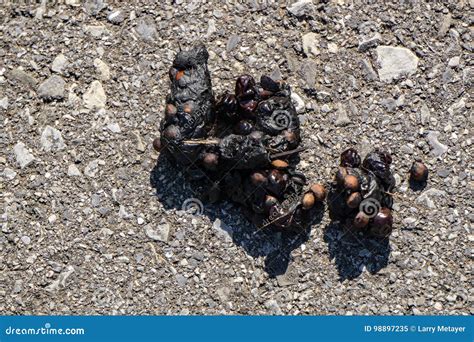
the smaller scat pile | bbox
[154,44,325,232]
[328,148,395,238]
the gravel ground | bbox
[0,0,472,315]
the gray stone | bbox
[291,92,305,113]
[136,18,157,41]
[212,218,233,241]
[84,0,106,16]
[107,10,125,24]
[427,131,448,157]
[106,122,121,133]
[40,126,66,152]
[6,68,37,87]
[176,274,187,287]
[335,103,351,126]
[360,59,378,81]
[264,299,282,315]
[83,81,106,109]
[437,168,450,178]
[302,32,319,57]
[298,60,318,88]
[448,56,460,68]
[376,46,419,82]
[12,280,22,294]
[438,13,452,38]
[358,32,382,52]
[51,54,68,74]
[45,265,75,292]
[84,24,108,38]
[0,96,8,110]
[13,142,35,169]
[145,222,170,242]
[37,75,65,101]
[226,35,241,52]
[287,0,314,18]
[419,102,430,125]
[21,235,31,244]
[93,58,111,81]
[2,167,17,180]
[67,164,81,177]
[416,189,447,209]
[84,159,100,177]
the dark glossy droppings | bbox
[155,44,320,232]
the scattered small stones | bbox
[37,75,65,101]
[376,46,419,82]
[13,142,35,169]
[40,126,66,152]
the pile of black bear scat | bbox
[328,148,395,238]
[154,44,326,232]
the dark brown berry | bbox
[202,153,218,170]
[347,192,362,209]
[250,172,267,186]
[176,70,184,80]
[152,137,162,152]
[340,148,361,168]
[271,159,289,169]
[183,101,194,113]
[410,161,428,182]
[353,211,369,229]
[165,103,177,118]
[235,75,256,99]
[234,120,254,135]
[267,169,287,197]
[344,175,359,192]
[335,167,348,186]
[310,183,326,202]
[264,195,278,211]
[302,192,315,210]
[163,125,180,140]
[370,207,393,237]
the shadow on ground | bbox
[150,154,324,277]
[323,221,391,281]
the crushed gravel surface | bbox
[0,0,472,315]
